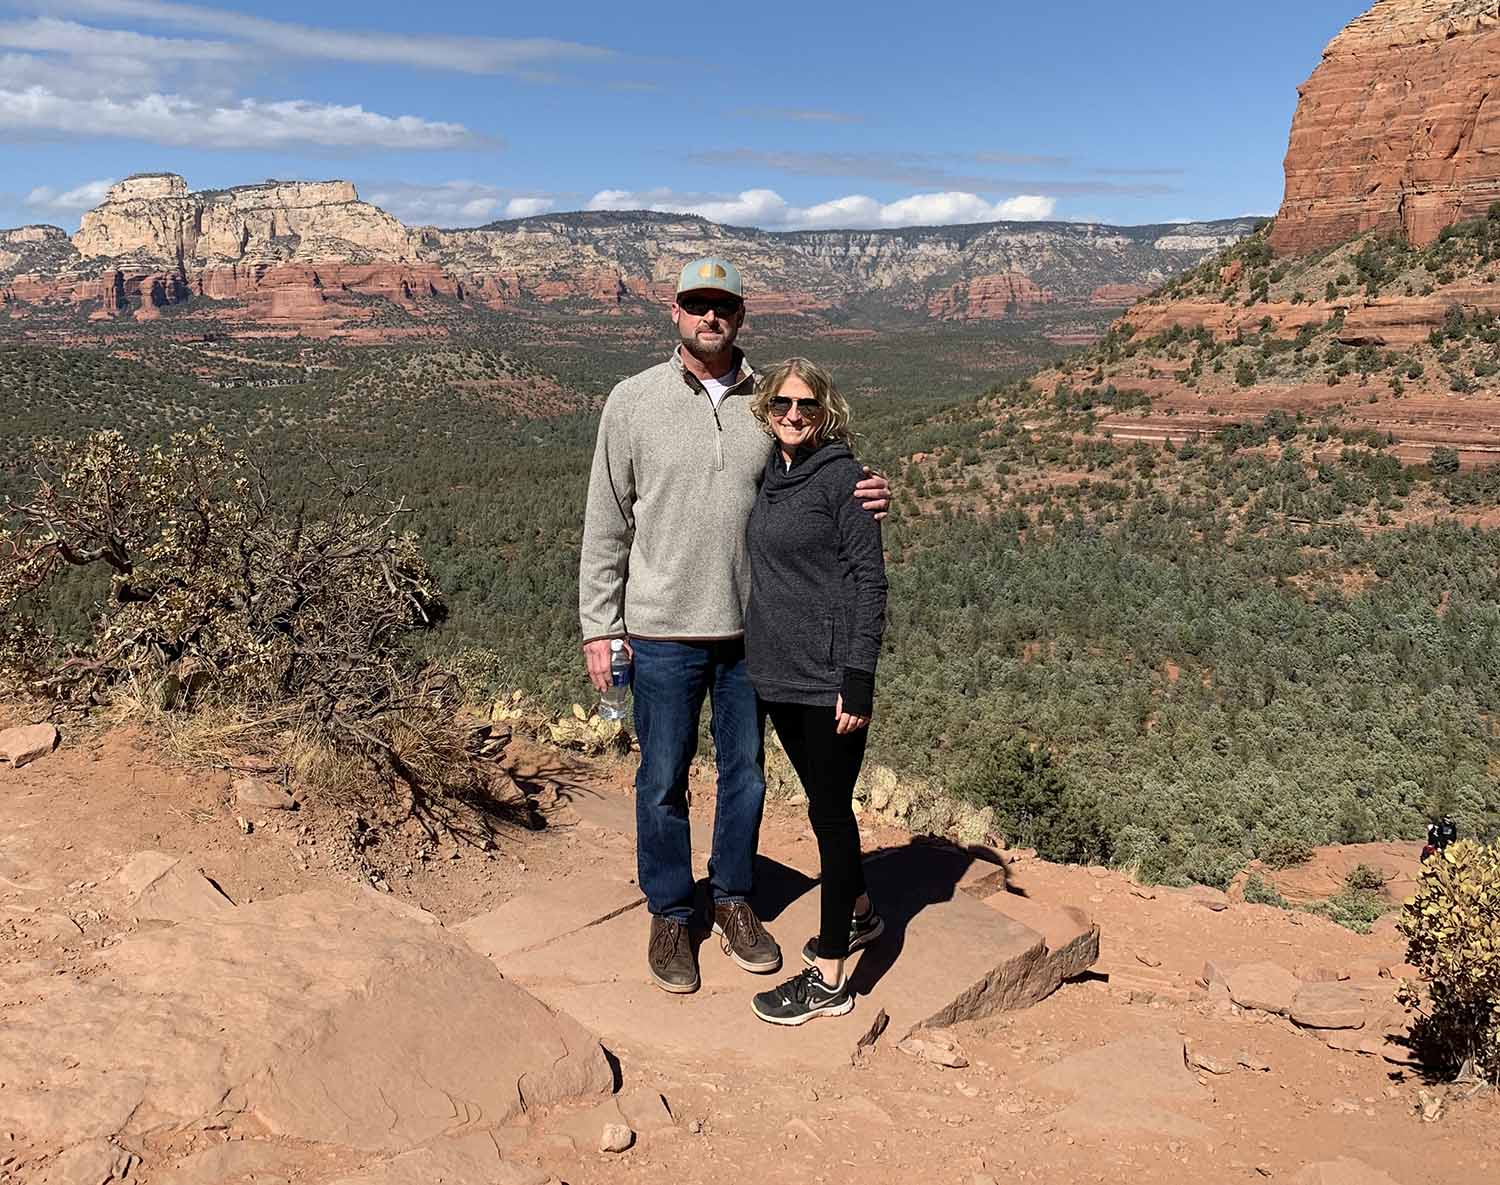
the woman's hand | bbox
[834,694,870,734]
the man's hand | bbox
[834,693,870,735]
[853,466,892,521]
[583,637,632,693]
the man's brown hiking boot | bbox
[712,900,782,974]
[648,916,699,993]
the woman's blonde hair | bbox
[750,357,853,447]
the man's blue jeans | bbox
[630,638,766,923]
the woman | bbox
[744,357,888,1026]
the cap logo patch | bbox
[698,262,727,280]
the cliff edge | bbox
[1271,0,1500,255]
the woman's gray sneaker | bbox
[648,915,699,993]
[712,900,782,973]
[752,965,853,1026]
[801,908,884,966]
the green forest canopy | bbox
[2,336,1497,885]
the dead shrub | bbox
[0,428,517,843]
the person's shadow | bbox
[845,836,992,997]
[729,835,1002,996]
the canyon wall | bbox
[73,174,418,265]
[1270,0,1500,255]
[1,173,1256,330]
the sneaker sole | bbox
[751,994,855,1026]
[649,967,700,994]
[801,915,885,968]
[711,922,783,974]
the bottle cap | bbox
[610,639,624,652]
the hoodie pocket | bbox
[827,610,846,675]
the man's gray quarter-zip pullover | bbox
[579,347,771,643]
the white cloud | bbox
[363,181,555,226]
[0,16,239,60]
[459,197,500,220]
[0,87,473,149]
[731,107,864,124]
[24,177,115,211]
[0,49,167,97]
[585,187,1058,230]
[505,196,553,218]
[27,1,615,76]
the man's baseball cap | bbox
[676,257,743,298]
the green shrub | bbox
[1261,835,1315,869]
[1346,862,1386,893]
[1244,872,1289,907]
[1303,881,1389,933]
[1399,840,1500,1084]
[951,732,1112,865]
[1429,446,1461,475]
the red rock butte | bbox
[1271,0,1500,255]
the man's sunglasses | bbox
[767,396,824,419]
[678,294,743,318]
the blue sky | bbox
[0,0,1370,232]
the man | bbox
[579,257,889,994]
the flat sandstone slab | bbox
[464,799,1093,1070]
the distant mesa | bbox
[0,171,1256,337]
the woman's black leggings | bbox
[763,700,868,961]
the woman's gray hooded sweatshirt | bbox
[745,440,887,716]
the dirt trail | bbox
[0,720,1494,1184]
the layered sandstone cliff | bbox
[0,173,1255,330]
[74,173,418,265]
[1270,0,1500,255]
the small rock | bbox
[1186,1046,1232,1075]
[0,723,58,769]
[237,816,253,834]
[1226,961,1300,1015]
[1203,987,1237,1020]
[1129,886,1156,900]
[599,1123,634,1153]
[233,777,296,811]
[1203,959,1235,988]
[1135,953,1164,969]
[898,1028,969,1069]
[974,1175,1000,1185]
[1291,982,1366,1031]
[688,1119,703,1134]
[1236,1051,1271,1072]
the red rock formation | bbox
[250,268,332,323]
[928,272,1055,320]
[1090,283,1154,307]
[1121,299,1329,341]
[1271,1,1500,255]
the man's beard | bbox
[680,322,736,364]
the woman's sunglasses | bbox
[767,396,824,419]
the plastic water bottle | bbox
[598,639,631,720]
